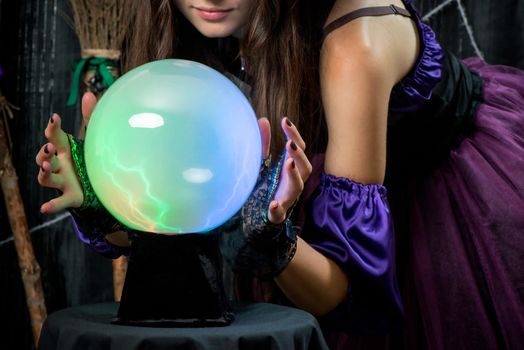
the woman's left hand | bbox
[220,117,312,279]
[258,117,312,224]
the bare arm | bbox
[274,12,416,316]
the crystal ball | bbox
[84,59,261,234]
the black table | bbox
[38,302,329,350]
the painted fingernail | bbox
[290,141,297,151]
[44,145,49,154]
[40,166,45,172]
[291,160,296,168]
[285,117,292,127]
[54,151,58,157]
[49,115,54,124]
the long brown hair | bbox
[122,0,329,157]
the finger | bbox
[35,143,54,167]
[42,155,61,173]
[258,117,271,160]
[40,195,75,214]
[82,92,97,127]
[282,117,306,151]
[40,143,61,172]
[267,200,286,224]
[39,144,61,173]
[37,168,64,190]
[279,158,303,210]
[286,139,312,182]
[44,114,70,153]
[273,158,303,212]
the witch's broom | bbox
[65,0,131,106]
[65,0,131,301]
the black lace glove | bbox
[67,134,126,235]
[220,154,298,280]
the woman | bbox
[36,0,524,349]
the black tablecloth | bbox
[38,302,329,350]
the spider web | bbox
[418,0,484,59]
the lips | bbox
[194,7,232,21]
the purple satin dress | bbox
[300,0,524,349]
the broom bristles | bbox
[69,0,131,53]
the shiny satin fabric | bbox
[301,172,403,335]
[389,0,445,113]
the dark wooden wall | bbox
[0,0,522,349]
[0,1,113,349]
[417,0,524,67]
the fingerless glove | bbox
[220,155,298,280]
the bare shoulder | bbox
[321,0,419,84]
[319,0,419,184]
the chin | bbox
[195,24,237,38]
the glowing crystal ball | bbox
[84,59,262,234]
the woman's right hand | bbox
[36,93,97,214]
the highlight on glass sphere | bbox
[84,59,262,234]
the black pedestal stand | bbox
[112,233,234,327]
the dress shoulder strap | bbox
[323,4,412,41]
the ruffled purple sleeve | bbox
[302,172,403,334]
[389,0,445,112]
[70,212,130,259]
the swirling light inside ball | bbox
[84,59,261,234]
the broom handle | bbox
[112,256,127,301]
[0,118,47,345]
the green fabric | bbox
[67,134,97,209]
[67,133,126,236]
[67,57,118,106]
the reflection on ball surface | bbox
[84,59,261,234]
